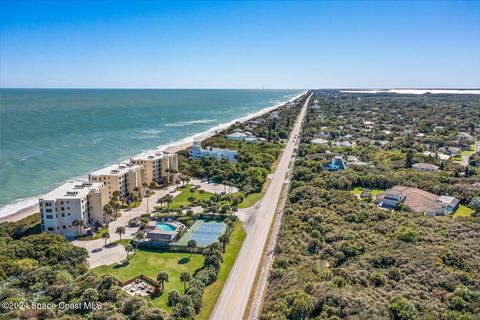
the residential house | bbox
[347,156,369,166]
[457,132,474,141]
[191,141,238,162]
[311,138,329,145]
[423,151,451,161]
[227,130,257,143]
[376,185,460,217]
[439,146,461,157]
[412,163,440,172]
[336,141,352,148]
[325,156,348,171]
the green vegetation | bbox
[453,204,475,218]
[351,187,384,196]
[261,91,480,320]
[168,185,214,209]
[197,222,246,319]
[0,215,172,319]
[179,98,304,195]
[128,200,142,208]
[461,145,476,157]
[237,192,265,208]
[76,227,109,240]
[94,250,205,311]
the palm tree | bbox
[170,169,178,183]
[218,234,228,252]
[179,271,191,293]
[116,226,126,240]
[103,204,113,226]
[157,271,169,290]
[102,232,110,247]
[109,191,120,219]
[125,244,133,262]
[187,240,197,257]
[165,194,173,208]
[184,177,191,185]
[190,187,196,201]
[146,188,150,214]
[77,219,84,235]
[135,231,145,250]
[157,196,165,207]
[73,220,79,236]
[140,216,149,227]
[199,189,205,201]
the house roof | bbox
[311,138,329,145]
[383,185,459,214]
[437,196,460,207]
[412,163,439,171]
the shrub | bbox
[395,227,419,243]
[388,295,416,320]
[370,271,386,287]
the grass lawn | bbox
[196,222,247,320]
[351,187,384,196]
[128,201,141,208]
[169,185,214,209]
[93,250,204,311]
[460,146,475,157]
[114,238,133,246]
[77,227,109,241]
[453,205,475,218]
[237,192,265,208]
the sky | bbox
[0,0,479,89]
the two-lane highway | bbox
[210,92,312,319]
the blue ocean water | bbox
[0,89,302,216]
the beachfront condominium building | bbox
[39,181,108,237]
[130,151,179,185]
[191,140,238,162]
[88,163,145,200]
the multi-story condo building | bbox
[39,181,108,237]
[88,163,145,200]
[191,140,238,162]
[130,151,179,184]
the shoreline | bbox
[0,90,308,224]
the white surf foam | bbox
[0,197,39,218]
[165,119,218,127]
[0,90,307,219]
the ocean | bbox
[0,89,303,217]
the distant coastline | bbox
[340,89,480,94]
[0,90,307,223]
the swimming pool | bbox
[155,222,177,232]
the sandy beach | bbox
[0,91,308,224]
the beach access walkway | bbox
[210,92,311,319]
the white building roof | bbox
[311,138,329,145]
[90,163,142,177]
[228,132,248,138]
[437,195,460,206]
[131,150,174,161]
[41,180,104,200]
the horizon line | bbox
[1,87,480,90]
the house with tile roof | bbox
[376,185,460,217]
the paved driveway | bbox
[72,184,179,268]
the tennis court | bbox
[177,220,227,247]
